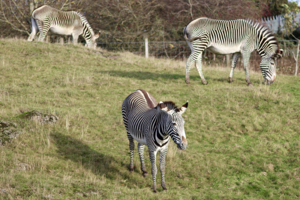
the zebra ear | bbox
[94,31,100,39]
[278,49,283,58]
[273,49,283,59]
[178,101,188,115]
[158,101,168,112]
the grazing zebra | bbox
[28,5,100,48]
[184,17,283,86]
[122,89,188,193]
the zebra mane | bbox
[246,19,279,49]
[75,11,95,36]
[162,101,180,112]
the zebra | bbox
[183,17,283,86]
[122,89,188,193]
[27,5,100,48]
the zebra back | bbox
[185,18,280,58]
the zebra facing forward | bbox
[122,89,188,193]
[184,17,283,86]
[28,5,100,48]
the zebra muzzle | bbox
[265,79,274,85]
[181,136,188,149]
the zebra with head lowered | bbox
[27,5,100,48]
[184,17,283,86]
[122,89,188,193]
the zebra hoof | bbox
[247,83,253,87]
[129,165,135,172]
[142,172,148,177]
[185,80,190,84]
[228,78,233,83]
[162,186,167,191]
[201,79,208,85]
[153,188,157,193]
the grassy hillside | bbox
[0,39,299,199]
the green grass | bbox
[0,38,299,199]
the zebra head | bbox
[159,101,188,150]
[85,31,100,49]
[260,49,283,84]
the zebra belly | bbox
[130,132,147,145]
[207,43,241,54]
[49,26,77,35]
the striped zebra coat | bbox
[27,5,99,48]
[122,89,188,193]
[184,17,283,86]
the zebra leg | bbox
[127,133,135,172]
[242,52,253,86]
[72,32,80,45]
[185,35,208,85]
[195,52,208,85]
[149,150,158,193]
[138,143,148,177]
[159,146,168,191]
[38,20,50,42]
[228,53,241,83]
[241,52,253,86]
[185,55,195,84]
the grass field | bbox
[0,38,299,199]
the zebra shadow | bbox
[96,70,199,82]
[97,70,260,84]
[214,77,261,83]
[51,132,131,181]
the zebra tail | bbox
[30,17,38,32]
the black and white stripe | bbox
[184,18,283,86]
[122,89,188,193]
[28,5,99,48]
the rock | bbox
[0,121,21,146]
[0,189,7,193]
[0,121,17,128]
[43,194,54,199]
[16,163,32,171]
[0,110,58,146]
[19,110,59,124]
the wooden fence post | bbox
[295,40,299,76]
[46,35,50,43]
[226,54,230,67]
[143,32,149,58]
[60,37,64,45]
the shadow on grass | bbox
[214,77,261,85]
[96,70,198,82]
[97,70,262,85]
[51,132,127,181]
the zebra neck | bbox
[154,130,169,147]
[155,129,169,140]
[254,27,278,58]
[75,12,94,43]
